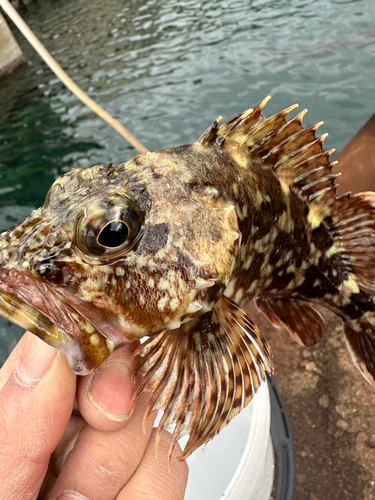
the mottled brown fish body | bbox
[1,96,375,457]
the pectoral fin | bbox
[134,295,272,459]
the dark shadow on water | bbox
[0,92,103,208]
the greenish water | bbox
[0,0,375,361]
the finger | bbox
[0,332,76,499]
[39,415,86,500]
[38,464,57,500]
[76,341,139,432]
[48,392,157,500]
[51,415,86,475]
[118,429,188,500]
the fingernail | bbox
[88,361,133,421]
[16,332,57,387]
[55,492,89,500]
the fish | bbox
[1,96,375,460]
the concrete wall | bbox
[0,11,25,76]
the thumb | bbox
[0,332,76,500]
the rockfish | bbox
[1,97,375,458]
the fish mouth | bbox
[0,267,125,374]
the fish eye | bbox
[97,220,129,248]
[76,197,144,258]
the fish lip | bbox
[0,266,125,352]
[0,266,78,337]
[0,287,66,345]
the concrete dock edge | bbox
[0,10,25,76]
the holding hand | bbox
[0,332,188,500]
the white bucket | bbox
[182,381,274,500]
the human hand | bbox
[0,331,188,500]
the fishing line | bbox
[0,0,148,154]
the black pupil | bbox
[98,221,129,248]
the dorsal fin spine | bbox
[294,165,326,184]
[309,186,334,202]
[197,117,222,146]
[274,135,326,169]
[292,108,308,123]
[264,122,325,162]
[301,172,340,192]
[292,151,332,175]
[197,97,341,203]
[266,109,307,147]
[279,103,300,117]
[252,95,272,113]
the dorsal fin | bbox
[198,99,375,295]
[197,96,339,204]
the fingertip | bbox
[15,331,58,387]
[88,361,134,421]
[77,342,139,431]
[118,428,189,500]
[51,415,85,476]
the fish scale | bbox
[1,97,375,458]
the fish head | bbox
[0,151,241,372]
